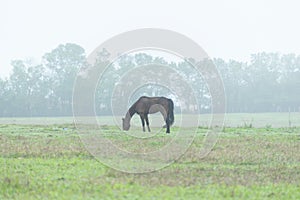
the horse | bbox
[122,96,174,133]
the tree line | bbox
[0,43,299,117]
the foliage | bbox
[0,43,85,117]
[0,45,300,117]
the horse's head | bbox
[122,118,130,131]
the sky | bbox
[1,0,300,78]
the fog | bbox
[1,0,300,78]
[0,44,299,117]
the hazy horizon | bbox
[1,0,300,78]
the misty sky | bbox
[1,0,300,78]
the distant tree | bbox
[278,54,300,111]
[7,60,31,116]
[26,63,51,116]
[43,43,86,116]
[0,77,9,116]
[1,44,300,117]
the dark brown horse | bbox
[122,96,174,133]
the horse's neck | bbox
[129,104,136,116]
[125,106,135,122]
[125,111,132,122]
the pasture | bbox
[1,113,300,199]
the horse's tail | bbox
[167,99,174,126]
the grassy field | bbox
[1,115,300,199]
[0,112,299,127]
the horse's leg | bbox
[165,117,170,133]
[145,114,151,132]
[140,114,145,132]
[166,124,170,133]
[160,110,167,128]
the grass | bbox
[0,112,299,127]
[0,121,300,199]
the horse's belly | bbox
[149,104,167,115]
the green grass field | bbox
[1,114,300,199]
[0,112,299,127]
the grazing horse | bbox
[122,96,174,133]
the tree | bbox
[0,77,9,116]
[1,44,300,116]
[7,60,31,116]
[43,43,86,116]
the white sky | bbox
[1,0,300,78]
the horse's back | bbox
[138,96,169,103]
[135,96,170,113]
